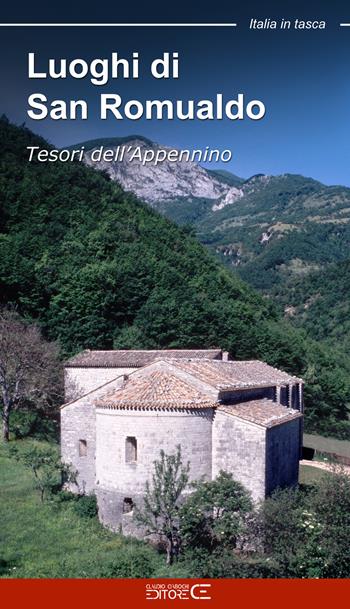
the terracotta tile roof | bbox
[65,349,223,368]
[96,370,217,410]
[217,400,302,428]
[167,359,303,389]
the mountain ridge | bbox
[67,134,154,150]
[68,136,245,205]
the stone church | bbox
[61,349,303,533]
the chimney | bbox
[222,351,229,361]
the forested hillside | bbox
[0,117,349,432]
[273,260,350,352]
[157,172,350,419]
[71,136,350,372]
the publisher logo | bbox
[145,583,211,601]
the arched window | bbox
[125,436,137,463]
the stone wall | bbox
[60,376,125,493]
[95,487,145,535]
[265,419,301,494]
[95,407,213,530]
[212,410,267,502]
[64,366,136,400]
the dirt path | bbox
[300,459,350,475]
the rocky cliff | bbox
[80,136,244,207]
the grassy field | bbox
[303,433,350,458]
[0,439,171,579]
[0,436,337,578]
[298,463,327,486]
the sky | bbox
[0,0,349,185]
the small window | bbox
[125,436,137,463]
[123,497,134,514]
[79,439,87,457]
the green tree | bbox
[0,309,62,441]
[256,476,350,579]
[180,471,252,552]
[305,470,350,578]
[135,446,190,565]
[255,487,306,577]
[10,444,76,502]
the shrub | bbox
[54,490,77,504]
[255,487,307,577]
[304,418,350,441]
[73,494,98,519]
[305,471,350,578]
[88,545,160,578]
[0,556,20,576]
[11,410,59,442]
[180,471,252,552]
[180,548,281,578]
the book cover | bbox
[0,1,349,606]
